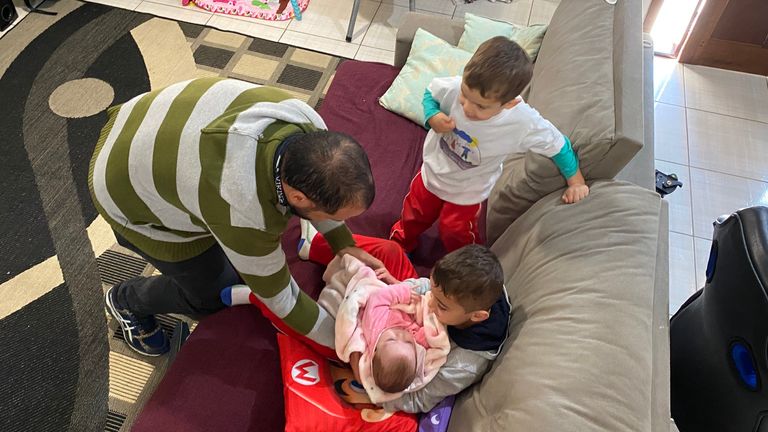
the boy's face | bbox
[428,277,490,328]
[458,82,518,121]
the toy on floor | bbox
[182,0,306,21]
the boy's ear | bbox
[502,97,521,110]
[469,309,490,323]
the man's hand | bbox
[375,268,399,284]
[427,113,455,134]
[338,246,398,283]
[562,169,590,204]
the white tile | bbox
[683,64,768,123]
[361,4,405,51]
[669,232,698,315]
[693,237,712,289]
[207,14,285,42]
[86,0,143,10]
[287,0,379,43]
[689,167,768,240]
[453,0,533,26]
[280,30,359,58]
[136,1,212,25]
[0,0,29,40]
[207,7,291,29]
[654,102,688,165]
[355,45,394,65]
[527,0,558,25]
[687,108,768,182]
[363,4,444,51]
[653,56,685,106]
[656,160,693,236]
[382,0,455,16]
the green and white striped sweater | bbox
[88,77,355,350]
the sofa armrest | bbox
[617,33,655,189]
[652,199,671,432]
[394,12,464,68]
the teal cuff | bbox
[422,88,441,129]
[551,135,579,179]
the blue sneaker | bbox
[105,286,170,357]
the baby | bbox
[359,283,428,393]
[327,255,450,403]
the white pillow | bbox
[378,28,472,126]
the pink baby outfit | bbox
[324,255,450,405]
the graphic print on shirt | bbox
[439,128,481,170]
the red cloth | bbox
[309,234,418,281]
[390,172,482,252]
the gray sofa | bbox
[395,1,670,431]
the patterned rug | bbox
[0,1,342,430]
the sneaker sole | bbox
[298,219,312,260]
[104,288,165,358]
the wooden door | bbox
[680,0,768,75]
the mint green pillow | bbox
[457,13,547,61]
[379,28,472,126]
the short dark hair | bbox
[463,36,533,104]
[432,244,504,312]
[373,350,416,393]
[281,131,375,214]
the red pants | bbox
[389,172,481,253]
[308,234,418,281]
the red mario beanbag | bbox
[277,333,418,432]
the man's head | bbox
[280,130,375,221]
[460,36,533,121]
[372,327,417,393]
[428,244,505,327]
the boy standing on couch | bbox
[390,36,590,253]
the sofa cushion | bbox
[449,181,660,432]
[379,28,472,126]
[457,13,547,61]
[486,0,643,244]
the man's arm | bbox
[209,224,336,357]
[381,346,493,413]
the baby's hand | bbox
[562,184,590,204]
[428,113,455,134]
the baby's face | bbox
[375,328,416,365]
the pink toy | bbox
[185,0,308,21]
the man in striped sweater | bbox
[90,77,386,357]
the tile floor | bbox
[11,0,554,62]
[4,0,767,316]
[654,56,768,314]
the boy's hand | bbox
[562,184,590,204]
[562,169,589,204]
[427,113,455,134]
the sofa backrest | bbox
[486,0,644,243]
[394,14,464,68]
